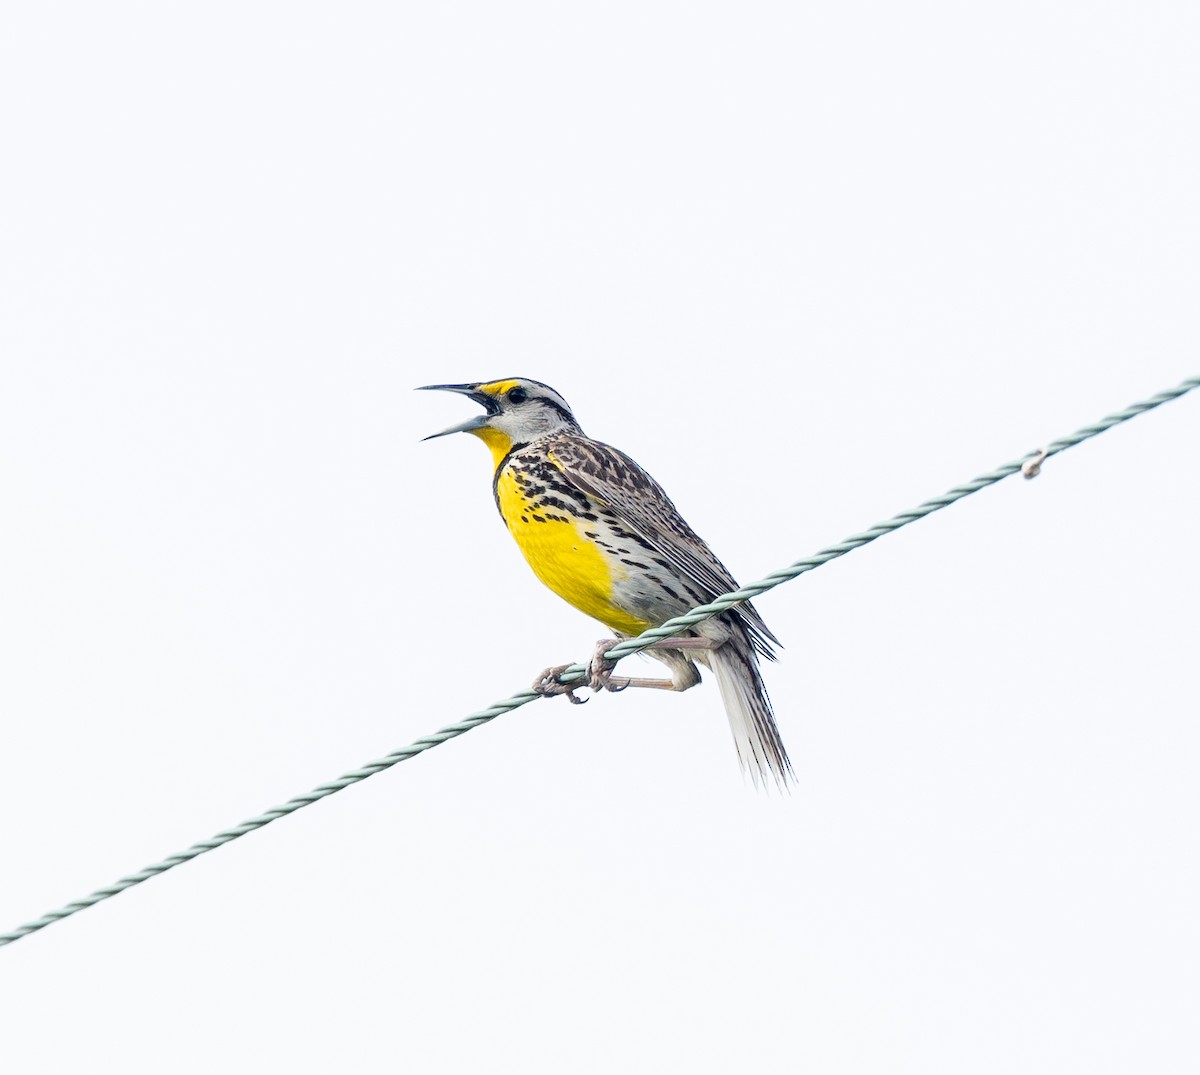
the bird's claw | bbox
[588,639,626,693]
[533,640,627,703]
[533,664,588,704]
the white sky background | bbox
[1,2,1198,1071]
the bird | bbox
[420,377,793,786]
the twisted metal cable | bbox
[598,373,1200,663]
[2,373,1196,949]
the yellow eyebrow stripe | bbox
[477,379,522,396]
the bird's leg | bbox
[588,639,702,694]
[532,664,589,705]
[536,637,715,704]
[604,675,688,691]
[644,637,723,653]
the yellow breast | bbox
[494,465,651,637]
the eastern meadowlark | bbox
[421,377,793,786]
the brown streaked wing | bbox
[543,434,779,658]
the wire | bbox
[2,373,1196,949]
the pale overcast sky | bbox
[2,3,1198,1073]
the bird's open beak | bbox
[417,383,497,440]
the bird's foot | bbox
[532,664,588,705]
[534,638,685,703]
[588,638,627,693]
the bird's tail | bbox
[706,637,793,789]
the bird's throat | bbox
[470,426,515,469]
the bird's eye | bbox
[507,387,527,404]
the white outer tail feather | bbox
[706,642,794,790]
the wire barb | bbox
[1022,447,1049,479]
[2,373,1197,950]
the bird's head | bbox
[419,377,583,464]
